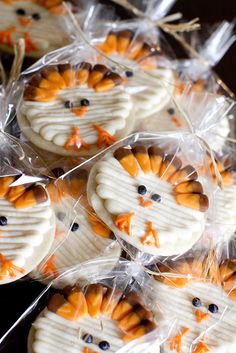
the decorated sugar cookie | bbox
[97,30,174,120]
[138,89,231,152]
[28,282,159,353]
[0,0,72,57]
[33,169,121,282]
[18,63,133,156]
[0,175,55,284]
[88,144,209,257]
[152,276,236,353]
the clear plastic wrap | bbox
[138,89,235,153]
[0,0,90,59]
[61,131,217,266]
[179,21,236,87]
[31,162,122,283]
[0,258,176,353]
[81,0,177,122]
[0,57,58,284]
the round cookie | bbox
[31,168,121,284]
[88,144,209,257]
[153,278,236,353]
[18,63,134,156]
[0,0,71,58]
[28,282,160,353]
[0,175,55,284]
[138,89,231,152]
[97,30,175,120]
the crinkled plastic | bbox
[137,87,235,153]
[63,131,218,266]
[0,0,91,60]
[14,35,176,161]
[0,258,176,353]
[30,161,122,283]
[0,82,60,285]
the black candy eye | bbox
[0,216,7,226]
[16,8,26,15]
[99,341,110,351]
[82,334,93,343]
[137,185,147,195]
[192,297,202,307]
[71,222,79,232]
[80,99,90,106]
[32,13,41,20]
[151,194,161,202]
[65,100,73,108]
[208,304,218,313]
[125,71,133,77]
[167,108,175,115]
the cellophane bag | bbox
[30,158,122,283]
[0,0,94,63]
[82,0,177,122]
[0,258,175,353]
[0,72,61,285]
[65,131,217,266]
[14,39,146,160]
[138,86,235,153]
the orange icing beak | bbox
[139,196,153,208]
[18,17,33,26]
[71,106,87,117]
[195,309,209,323]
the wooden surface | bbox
[0,1,235,352]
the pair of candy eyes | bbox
[137,185,161,203]
[57,212,79,232]
[16,8,41,20]
[64,99,90,109]
[192,297,219,313]
[83,334,110,351]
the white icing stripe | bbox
[0,197,52,267]
[215,185,236,230]
[92,152,205,256]
[108,53,174,119]
[153,281,236,353]
[0,1,69,55]
[21,86,132,147]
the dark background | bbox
[0,1,236,352]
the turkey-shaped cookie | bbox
[88,144,209,256]
[153,275,236,353]
[138,90,231,152]
[0,175,55,284]
[97,30,174,120]
[0,0,71,57]
[33,169,121,282]
[28,283,158,353]
[18,63,133,156]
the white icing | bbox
[0,1,70,56]
[20,86,132,150]
[0,195,54,283]
[214,184,236,234]
[32,205,121,284]
[109,54,174,120]
[153,280,236,353]
[89,153,206,256]
[138,98,230,151]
